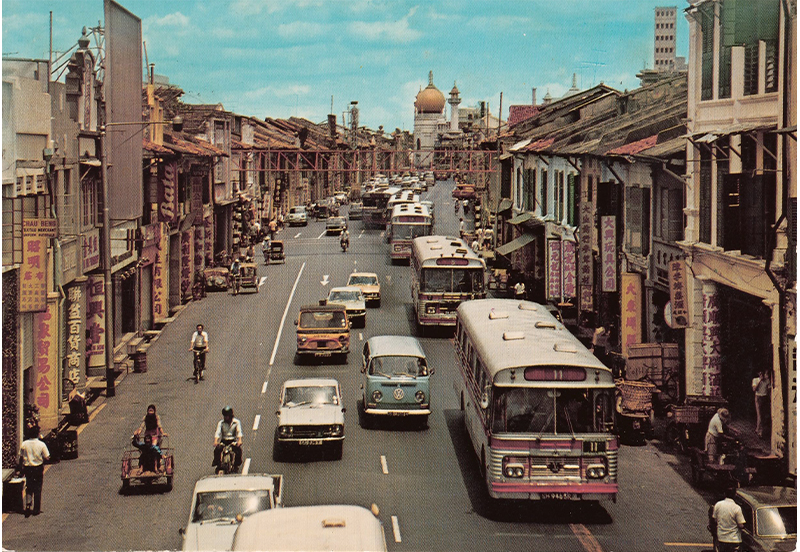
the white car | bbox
[286,206,308,226]
[274,378,346,461]
[180,473,283,551]
[326,286,366,327]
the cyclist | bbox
[229,257,242,294]
[213,406,243,473]
[190,324,209,381]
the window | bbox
[699,147,712,244]
[626,187,650,256]
[540,169,548,216]
[567,173,578,227]
[700,3,714,101]
[81,173,98,229]
[524,168,536,212]
[555,171,565,222]
[516,167,523,208]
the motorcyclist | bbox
[213,406,243,473]
[190,324,209,380]
[340,227,350,251]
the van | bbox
[294,304,350,362]
[231,505,387,552]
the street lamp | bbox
[98,116,183,397]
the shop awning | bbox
[691,122,776,143]
[508,212,534,225]
[496,198,513,214]
[496,232,536,256]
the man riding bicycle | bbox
[229,257,242,294]
[190,324,209,381]
[213,406,243,473]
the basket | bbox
[615,379,656,411]
[670,405,700,424]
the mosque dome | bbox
[415,71,446,114]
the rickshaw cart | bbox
[238,262,259,293]
[615,379,655,444]
[665,395,728,452]
[203,267,230,292]
[269,240,285,264]
[121,436,174,491]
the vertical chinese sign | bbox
[34,300,58,430]
[194,226,204,275]
[546,239,562,301]
[180,230,194,302]
[620,273,642,357]
[20,218,56,312]
[65,283,86,389]
[159,161,178,226]
[153,222,169,322]
[562,240,577,301]
[578,202,594,311]
[86,275,105,373]
[81,228,101,273]
[204,216,214,267]
[600,216,617,292]
[668,260,689,328]
[701,284,722,397]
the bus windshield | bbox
[491,387,614,435]
[421,268,484,293]
[392,223,431,240]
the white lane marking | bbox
[358,230,364,239]
[321,274,330,286]
[359,332,363,341]
[270,262,305,366]
[261,381,268,394]
[242,458,251,475]
[391,516,402,543]
[294,232,301,238]
[316,230,326,239]
[380,455,388,474]
[253,415,261,431]
[258,276,267,287]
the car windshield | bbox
[421,268,484,293]
[369,356,428,378]
[192,490,273,523]
[348,275,378,286]
[329,291,362,303]
[299,310,347,329]
[491,387,614,435]
[756,506,797,537]
[283,385,339,407]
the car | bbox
[360,335,433,429]
[348,202,363,220]
[346,272,381,307]
[274,378,346,461]
[294,303,350,361]
[325,216,347,235]
[452,183,477,200]
[286,206,308,227]
[709,486,797,552]
[334,192,348,205]
[326,286,366,328]
[179,473,283,551]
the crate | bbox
[625,343,679,386]
[616,379,656,411]
[671,405,700,424]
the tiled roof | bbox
[606,134,659,155]
[523,137,556,152]
[143,139,172,155]
[508,105,539,128]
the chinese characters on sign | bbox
[620,273,642,357]
[34,300,58,430]
[20,219,56,312]
[194,226,204,274]
[600,216,617,292]
[81,229,101,272]
[204,216,214,267]
[579,202,594,311]
[668,260,689,328]
[86,275,105,370]
[562,240,576,300]
[153,222,169,321]
[65,283,86,388]
[701,286,722,397]
[180,230,194,302]
[547,239,562,301]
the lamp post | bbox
[98,116,182,397]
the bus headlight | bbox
[371,390,383,402]
[503,463,525,478]
[415,390,425,403]
[586,464,606,479]
[426,305,436,314]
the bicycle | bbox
[192,349,206,383]
[229,273,241,295]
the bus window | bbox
[492,388,554,433]
[554,390,591,434]
[421,270,450,292]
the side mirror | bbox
[429,367,435,375]
[479,388,490,410]
[342,407,347,413]
[293,320,298,326]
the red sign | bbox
[547,239,562,301]
[34,300,58,431]
[524,366,586,382]
[82,229,101,272]
[562,240,576,300]
[701,287,722,396]
[153,223,168,321]
[601,216,617,292]
[579,202,594,311]
[180,230,194,302]
[668,260,689,328]
[620,272,642,357]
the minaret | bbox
[448,82,461,133]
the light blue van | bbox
[360,336,433,428]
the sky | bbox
[2,0,689,132]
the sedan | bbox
[325,216,347,235]
[347,272,381,307]
[709,486,796,552]
[274,378,345,461]
[326,286,366,327]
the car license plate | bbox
[540,493,579,500]
[298,439,322,446]
[314,351,332,357]
[387,411,409,417]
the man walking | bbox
[18,425,50,517]
[710,487,745,552]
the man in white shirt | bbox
[18,425,50,517]
[190,324,210,380]
[213,406,243,473]
[705,408,732,463]
[711,487,745,552]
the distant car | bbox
[180,473,283,552]
[348,202,363,220]
[334,192,348,205]
[347,272,381,307]
[452,184,476,200]
[709,486,797,552]
[274,378,346,461]
[325,216,347,235]
[326,286,366,328]
[286,206,308,227]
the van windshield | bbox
[299,311,347,329]
[369,356,428,378]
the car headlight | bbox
[278,425,292,437]
[298,337,308,344]
[586,464,606,479]
[415,390,426,403]
[372,390,383,402]
[328,424,343,437]
[338,335,348,343]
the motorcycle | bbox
[340,237,349,252]
[217,441,238,475]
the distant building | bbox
[638,6,687,86]
[413,71,447,166]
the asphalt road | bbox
[2,181,715,552]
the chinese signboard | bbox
[194,226,205,274]
[204,216,214,266]
[562,240,576,300]
[579,202,594,311]
[546,239,562,301]
[153,222,169,321]
[20,219,56,312]
[158,161,178,225]
[600,216,617,292]
[701,285,722,396]
[668,260,689,328]
[82,229,101,272]
[34,300,58,431]
[86,274,106,370]
[620,272,642,357]
[180,230,194,302]
[65,282,86,389]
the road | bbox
[2,181,715,552]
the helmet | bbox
[222,406,234,416]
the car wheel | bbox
[332,441,343,460]
[273,434,284,462]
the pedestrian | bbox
[459,217,465,238]
[514,279,526,300]
[705,407,733,464]
[18,424,50,517]
[471,239,480,252]
[751,368,770,438]
[268,218,277,239]
[710,487,745,552]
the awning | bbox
[499,152,513,161]
[691,122,776,143]
[509,138,532,152]
[496,198,513,214]
[79,157,102,167]
[496,232,536,256]
[508,212,534,225]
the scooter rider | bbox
[213,406,243,473]
[340,227,350,251]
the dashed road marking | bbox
[294,232,301,238]
[316,230,326,239]
[252,415,261,431]
[380,455,388,474]
[242,458,251,475]
[358,230,364,239]
[261,381,268,394]
[391,516,402,543]
[359,332,363,341]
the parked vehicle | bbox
[294,303,351,362]
[274,378,346,461]
[286,206,308,226]
[179,474,283,552]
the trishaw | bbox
[665,395,728,453]
[237,262,259,293]
[121,435,174,491]
[203,267,230,292]
[268,240,285,264]
[689,437,755,488]
[614,379,655,445]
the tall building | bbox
[654,6,678,71]
[413,71,446,167]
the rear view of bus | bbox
[454,299,618,502]
[388,203,432,262]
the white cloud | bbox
[347,7,422,43]
[230,0,324,16]
[146,11,191,29]
[467,15,531,29]
[242,84,311,101]
[277,21,327,40]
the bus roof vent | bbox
[535,321,557,329]
[455,248,468,256]
[518,302,538,311]
[553,342,577,353]
[322,518,347,528]
[431,245,442,250]
[489,309,509,320]
[427,238,438,243]
[503,331,525,341]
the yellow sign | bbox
[620,272,642,357]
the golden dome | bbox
[415,71,446,114]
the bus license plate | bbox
[540,493,578,500]
[299,439,322,446]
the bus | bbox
[387,203,433,262]
[384,190,420,224]
[410,235,486,327]
[454,299,618,502]
[361,186,400,229]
